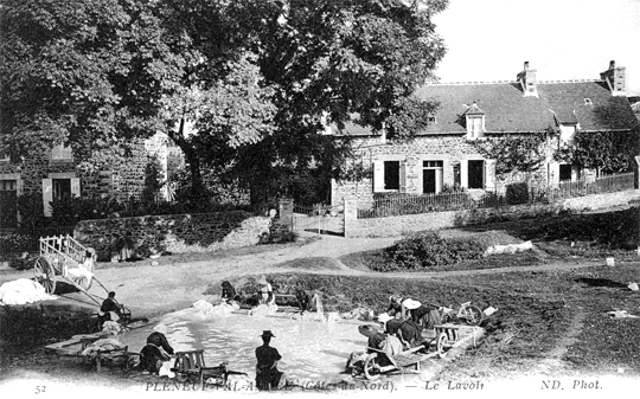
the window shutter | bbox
[460,160,468,188]
[373,161,384,192]
[399,161,407,193]
[549,162,560,186]
[42,179,53,217]
[71,178,81,197]
[484,160,496,190]
[16,179,24,196]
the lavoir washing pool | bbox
[119,308,365,382]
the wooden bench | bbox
[171,349,232,386]
[94,346,141,372]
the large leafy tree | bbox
[0,0,177,159]
[2,0,448,207]
[230,0,448,204]
[154,0,277,197]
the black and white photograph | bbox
[1,0,639,398]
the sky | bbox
[431,0,640,96]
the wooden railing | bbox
[39,234,87,268]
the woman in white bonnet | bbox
[141,323,174,374]
[147,324,174,358]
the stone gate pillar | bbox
[343,199,358,238]
[278,198,294,228]
[635,156,640,189]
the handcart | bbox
[32,234,114,309]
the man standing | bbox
[255,330,283,391]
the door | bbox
[0,180,18,228]
[423,169,436,193]
[468,160,484,189]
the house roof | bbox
[334,80,639,136]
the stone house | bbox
[0,133,172,228]
[330,61,639,207]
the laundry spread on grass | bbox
[0,278,57,305]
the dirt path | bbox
[47,233,608,318]
[532,306,586,375]
[0,231,614,317]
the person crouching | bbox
[140,324,174,374]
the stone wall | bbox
[344,189,640,238]
[74,211,272,260]
[0,134,168,205]
[331,133,557,207]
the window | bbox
[559,124,577,144]
[466,116,484,139]
[52,179,72,200]
[51,144,73,161]
[384,161,400,190]
[0,180,18,228]
[559,164,572,182]
[0,150,9,162]
[427,116,437,123]
[423,160,443,194]
[42,176,80,216]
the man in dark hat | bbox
[255,330,283,391]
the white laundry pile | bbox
[102,320,124,335]
[192,299,238,317]
[0,278,57,305]
[249,304,278,317]
[158,360,176,378]
[485,240,534,255]
[81,338,127,365]
[607,309,640,319]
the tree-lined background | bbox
[0,0,449,208]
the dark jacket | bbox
[146,332,174,355]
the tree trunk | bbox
[168,117,204,199]
[187,152,203,197]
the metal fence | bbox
[358,172,636,219]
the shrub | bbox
[506,182,530,205]
[380,233,484,271]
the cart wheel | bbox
[435,332,447,359]
[363,353,380,380]
[34,257,57,294]
[460,305,484,325]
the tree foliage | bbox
[0,0,176,159]
[555,130,640,174]
[230,0,448,203]
[1,0,449,206]
[472,133,548,176]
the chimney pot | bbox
[609,60,615,70]
[524,61,530,70]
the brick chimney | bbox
[517,61,538,98]
[600,60,626,96]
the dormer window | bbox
[427,116,437,124]
[464,102,485,140]
[584,98,592,105]
[0,150,9,162]
[559,124,577,144]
